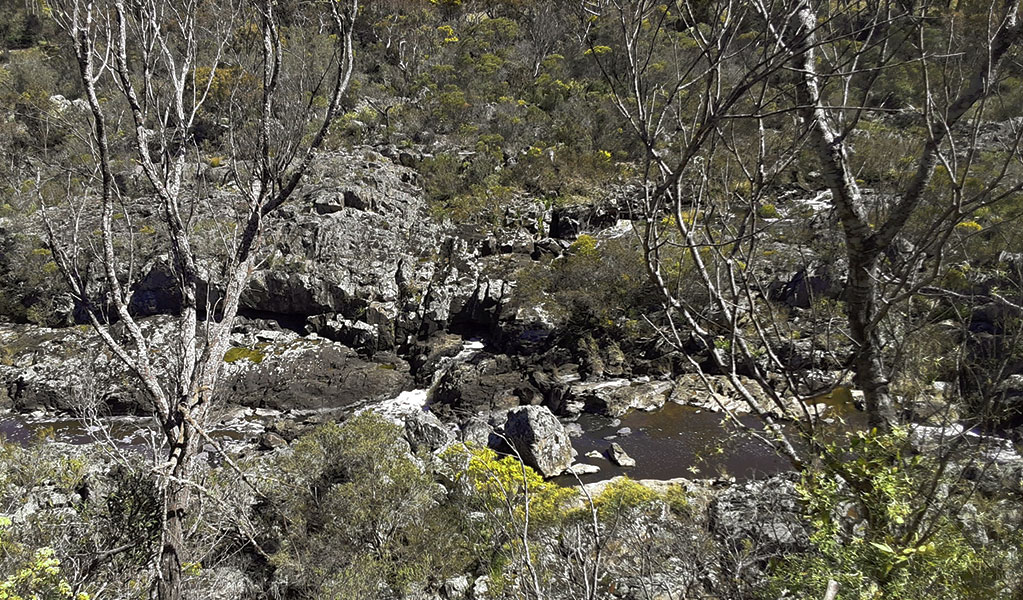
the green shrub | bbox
[514,234,656,335]
[0,231,67,325]
[444,443,574,526]
[0,443,158,599]
[756,203,780,219]
[0,534,81,600]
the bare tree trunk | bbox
[847,252,897,428]
[786,1,897,429]
[785,0,1021,430]
[156,413,194,600]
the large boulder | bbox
[429,353,534,420]
[404,409,455,453]
[0,317,415,416]
[501,405,573,477]
[234,150,441,346]
[236,150,540,346]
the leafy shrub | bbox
[444,443,574,527]
[593,477,659,520]
[765,428,1010,600]
[514,233,657,335]
[0,231,67,325]
[756,203,780,219]
[0,442,159,599]
[0,534,81,600]
[259,413,473,599]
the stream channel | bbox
[0,340,861,482]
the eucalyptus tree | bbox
[37,0,359,597]
[779,0,1023,430]
[589,0,1023,593]
[587,0,1023,439]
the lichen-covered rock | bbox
[220,339,410,411]
[0,319,174,413]
[709,473,808,552]
[607,442,636,467]
[404,409,455,453]
[429,353,532,419]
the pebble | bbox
[566,463,601,475]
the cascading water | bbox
[361,340,485,423]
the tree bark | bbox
[785,0,1020,430]
[846,252,897,428]
[785,1,895,429]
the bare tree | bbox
[777,0,1023,429]
[37,0,358,597]
[586,0,823,465]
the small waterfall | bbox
[425,340,485,401]
[361,340,484,422]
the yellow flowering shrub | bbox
[444,444,573,526]
[0,518,84,600]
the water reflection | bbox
[0,410,259,452]
[562,387,866,485]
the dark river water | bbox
[559,387,865,484]
[561,403,796,484]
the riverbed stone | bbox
[566,463,601,475]
[258,432,288,451]
[429,353,535,420]
[607,442,636,467]
[221,340,411,410]
[568,378,673,417]
[405,410,455,453]
[910,424,1023,494]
